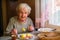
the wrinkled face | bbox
[18,7,29,21]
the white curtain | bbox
[35,0,60,28]
[41,0,52,27]
[49,0,60,26]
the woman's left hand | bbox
[27,26,34,32]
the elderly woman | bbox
[6,3,34,34]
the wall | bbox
[0,0,3,36]
[2,0,7,35]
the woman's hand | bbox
[10,29,17,35]
[27,26,34,32]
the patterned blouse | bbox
[6,16,34,33]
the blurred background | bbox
[0,0,3,36]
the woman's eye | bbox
[25,12,28,14]
[19,11,23,14]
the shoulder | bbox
[27,17,33,23]
[9,16,17,22]
[27,17,32,21]
[27,17,34,26]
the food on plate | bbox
[20,33,33,39]
[11,35,17,40]
[26,33,33,38]
[20,34,26,39]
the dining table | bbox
[0,28,59,40]
[0,31,40,40]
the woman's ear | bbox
[27,12,30,16]
[27,14,30,16]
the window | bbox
[49,0,60,26]
[35,0,60,28]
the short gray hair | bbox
[16,3,31,14]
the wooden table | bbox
[1,31,60,40]
[0,31,40,40]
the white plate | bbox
[38,28,54,32]
[17,33,35,40]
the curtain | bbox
[41,0,52,27]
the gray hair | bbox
[16,3,31,14]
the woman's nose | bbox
[22,13,25,17]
